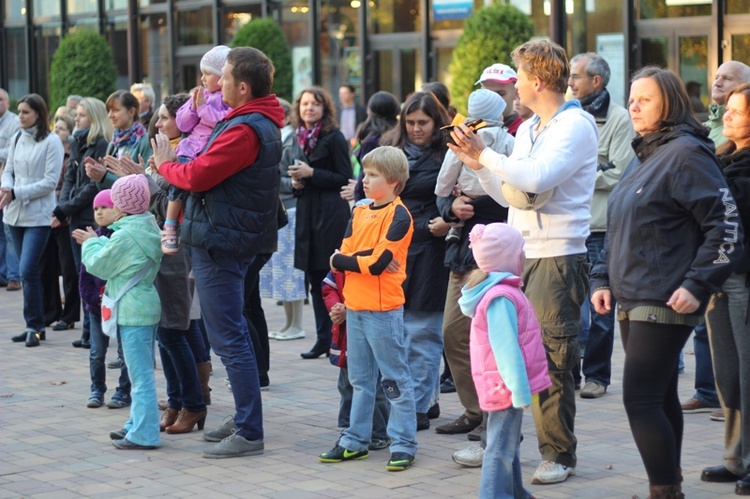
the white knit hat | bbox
[468,89,507,121]
[201,45,231,77]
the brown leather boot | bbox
[196,362,212,406]
[165,408,207,434]
[159,407,179,432]
[648,484,685,499]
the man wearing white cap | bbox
[476,63,524,136]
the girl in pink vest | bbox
[459,223,551,499]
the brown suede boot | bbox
[648,484,685,499]
[196,362,212,406]
[159,407,179,432]
[165,408,207,434]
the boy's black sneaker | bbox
[386,452,415,471]
[318,444,368,463]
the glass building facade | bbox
[0,0,748,108]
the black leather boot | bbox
[300,340,330,359]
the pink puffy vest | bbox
[470,277,551,411]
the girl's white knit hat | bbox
[201,45,231,77]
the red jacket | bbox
[159,95,285,192]
[322,271,347,368]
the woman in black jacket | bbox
[590,67,742,499]
[286,87,352,359]
[381,91,450,429]
[53,97,112,347]
[702,82,750,495]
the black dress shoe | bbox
[427,402,440,419]
[701,465,742,482]
[300,341,330,359]
[25,331,41,347]
[736,474,750,495]
[52,321,74,331]
[72,338,91,349]
[416,413,430,431]
[12,332,27,342]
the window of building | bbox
[6,28,29,102]
[732,34,750,64]
[107,0,127,10]
[177,6,214,45]
[105,15,130,91]
[508,0,550,38]
[5,0,26,22]
[371,0,420,34]
[68,17,100,32]
[727,0,750,14]
[67,0,98,15]
[141,14,171,103]
[224,5,263,42]
[432,0,482,30]
[277,0,312,99]
[637,0,710,19]
[34,23,61,104]
[320,0,360,96]
[33,0,59,17]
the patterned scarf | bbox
[579,89,611,123]
[112,120,146,149]
[296,121,322,157]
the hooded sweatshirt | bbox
[474,100,599,259]
[460,272,551,410]
[81,212,163,326]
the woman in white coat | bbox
[0,94,64,346]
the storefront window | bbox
[567,0,623,55]
[727,0,750,14]
[68,0,98,15]
[141,14,171,103]
[5,0,26,22]
[141,0,167,5]
[224,5,263,42]
[6,28,29,102]
[277,0,312,99]
[508,0,549,39]
[107,0,127,10]
[371,0,420,34]
[33,0,59,17]
[177,6,214,45]
[321,0,360,97]
[33,23,60,105]
[732,34,750,67]
[105,16,130,91]
[68,17,100,32]
[637,0,710,19]
[432,0,481,31]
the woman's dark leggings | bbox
[621,319,692,486]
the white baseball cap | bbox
[475,64,518,85]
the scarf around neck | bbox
[296,121,323,157]
[579,89,610,122]
[112,121,146,149]
[404,140,426,164]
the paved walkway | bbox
[0,285,735,498]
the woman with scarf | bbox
[286,87,352,360]
[1,93,64,346]
[590,67,742,499]
[53,98,112,347]
[380,91,451,430]
[701,82,750,496]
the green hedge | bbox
[448,4,533,115]
[49,31,117,110]
[230,19,293,102]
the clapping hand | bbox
[72,226,97,245]
[83,156,107,182]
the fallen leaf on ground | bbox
[50,380,67,386]
[0,393,14,398]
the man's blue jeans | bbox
[158,322,206,412]
[191,247,263,441]
[89,312,131,397]
[481,407,532,499]
[339,307,417,456]
[120,324,160,447]
[691,323,720,407]
[8,225,50,332]
[581,232,616,387]
[403,309,443,413]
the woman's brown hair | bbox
[293,87,338,134]
[630,66,705,133]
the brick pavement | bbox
[0,286,735,498]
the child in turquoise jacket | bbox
[78,174,163,449]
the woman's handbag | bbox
[101,260,154,337]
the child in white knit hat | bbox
[435,89,515,242]
[162,45,232,254]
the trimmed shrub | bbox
[230,19,293,102]
[448,4,533,115]
[49,31,117,110]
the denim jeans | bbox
[706,272,750,476]
[89,312,131,397]
[2,219,20,281]
[581,232,616,387]
[337,367,389,440]
[244,253,271,386]
[691,323,719,407]
[185,319,210,364]
[481,408,532,499]
[191,246,263,441]
[158,325,206,412]
[403,309,443,413]
[339,307,417,456]
[120,324,160,447]
[8,225,51,332]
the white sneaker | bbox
[531,460,575,484]
[452,443,484,468]
[275,329,306,341]
[268,330,282,339]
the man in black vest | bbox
[153,47,284,459]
